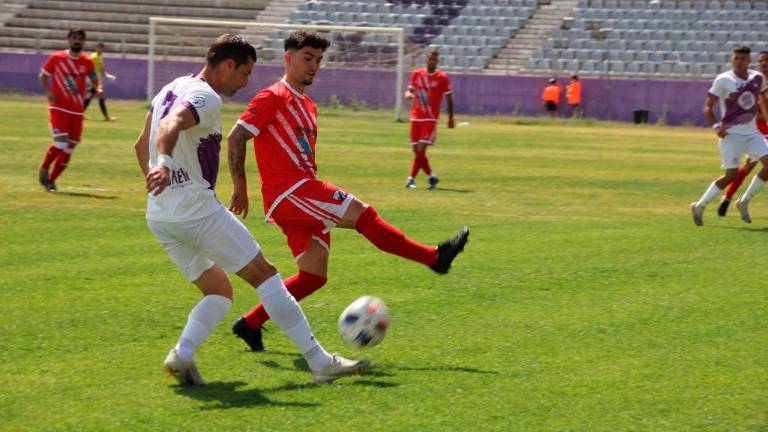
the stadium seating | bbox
[281,0,537,71]
[0,0,273,57]
[522,0,768,77]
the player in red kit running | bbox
[718,50,768,216]
[404,48,454,189]
[226,31,469,351]
[38,28,99,192]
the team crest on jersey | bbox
[332,189,347,201]
[738,92,756,110]
[189,95,206,108]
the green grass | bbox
[0,96,766,431]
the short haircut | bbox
[427,47,439,56]
[733,46,751,56]
[571,74,579,79]
[67,28,86,39]
[284,30,331,52]
[207,34,256,67]
[759,51,768,57]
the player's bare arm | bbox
[703,95,726,138]
[227,123,252,218]
[92,76,103,99]
[446,93,455,128]
[133,111,153,176]
[147,105,197,196]
[38,73,57,103]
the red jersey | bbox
[408,68,452,121]
[238,80,319,213]
[40,50,96,115]
[759,113,768,136]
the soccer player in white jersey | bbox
[691,46,768,225]
[133,34,367,385]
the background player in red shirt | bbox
[404,48,454,189]
[226,31,469,351]
[718,50,768,216]
[37,28,99,192]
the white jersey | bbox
[708,69,768,135]
[146,75,223,221]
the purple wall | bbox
[0,51,712,126]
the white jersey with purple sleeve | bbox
[146,75,223,222]
[708,69,768,135]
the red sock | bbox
[243,271,327,330]
[410,152,421,178]
[49,151,71,182]
[355,206,437,266]
[40,145,63,170]
[420,151,432,176]
[725,166,752,199]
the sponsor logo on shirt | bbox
[332,189,347,201]
[170,167,191,187]
[189,95,206,108]
[738,91,756,110]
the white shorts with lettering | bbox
[719,131,768,169]
[147,206,261,282]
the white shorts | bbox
[147,206,261,282]
[719,132,768,169]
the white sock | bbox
[741,176,766,202]
[256,274,332,370]
[175,294,232,361]
[695,182,722,207]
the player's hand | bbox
[146,165,171,196]
[46,91,58,103]
[95,88,104,99]
[106,73,117,81]
[229,190,249,219]
[404,91,414,100]
[447,118,455,129]
[715,125,727,138]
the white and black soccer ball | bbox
[338,296,389,348]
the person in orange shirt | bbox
[541,78,562,117]
[567,74,582,118]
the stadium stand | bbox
[0,0,766,77]
[522,0,768,77]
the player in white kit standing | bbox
[691,46,768,225]
[133,34,367,385]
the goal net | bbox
[147,17,409,120]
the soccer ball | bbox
[338,296,389,348]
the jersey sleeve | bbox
[85,58,98,81]
[237,90,278,137]
[408,70,418,90]
[442,73,452,95]
[708,76,724,98]
[181,89,221,127]
[41,54,57,76]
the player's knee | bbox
[238,253,278,287]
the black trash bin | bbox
[633,110,649,124]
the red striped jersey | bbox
[408,68,452,121]
[237,80,319,211]
[40,50,96,115]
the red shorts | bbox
[758,118,768,136]
[410,120,437,145]
[269,180,355,259]
[48,108,84,143]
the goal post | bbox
[147,17,407,120]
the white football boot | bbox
[690,202,704,226]
[163,348,205,385]
[312,354,370,384]
[735,198,752,223]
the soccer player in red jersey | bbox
[226,31,469,351]
[718,51,768,216]
[37,28,100,192]
[404,48,454,189]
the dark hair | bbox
[733,46,751,55]
[759,51,768,57]
[207,34,257,67]
[67,28,86,39]
[571,74,579,79]
[284,30,331,52]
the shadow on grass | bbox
[54,191,118,200]
[174,381,320,410]
[706,224,768,232]
[387,365,498,375]
[433,188,473,193]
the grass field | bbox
[0,96,766,431]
